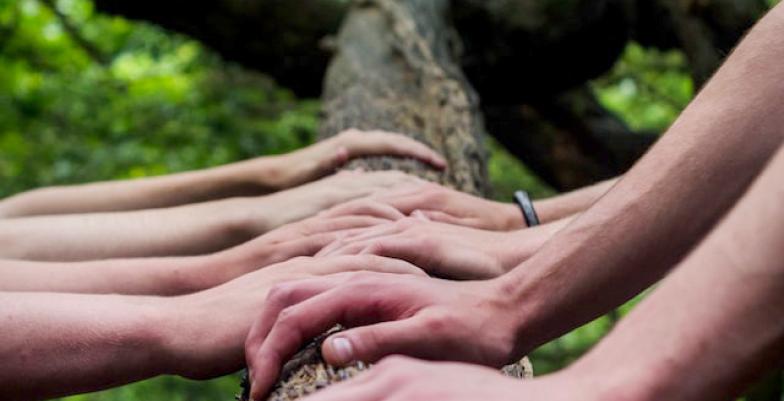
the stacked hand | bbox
[316,215,523,279]
[161,255,426,380]
[244,272,525,400]
[354,183,524,231]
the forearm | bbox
[0,197,258,261]
[497,216,575,270]
[0,252,235,295]
[0,292,173,401]
[564,144,784,401]
[534,178,618,223]
[505,6,784,353]
[495,179,617,229]
[0,157,287,218]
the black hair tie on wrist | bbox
[514,190,540,228]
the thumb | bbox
[321,319,427,366]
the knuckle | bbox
[423,311,456,335]
[266,283,297,304]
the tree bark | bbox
[239,1,530,400]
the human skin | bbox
[0,255,425,401]
[317,213,573,279]
[0,170,424,261]
[0,129,445,218]
[361,177,617,231]
[297,143,784,401]
[243,4,784,399]
[0,200,404,294]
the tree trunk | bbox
[239,1,530,399]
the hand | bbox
[160,255,425,380]
[278,129,446,188]
[298,356,580,401]
[244,272,523,400]
[317,215,528,279]
[368,182,524,231]
[211,205,402,284]
[249,170,426,234]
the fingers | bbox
[322,199,406,221]
[337,129,447,170]
[413,210,474,227]
[248,276,402,399]
[322,318,432,366]
[313,255,426,277]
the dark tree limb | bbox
[485,85,656,190]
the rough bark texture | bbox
[237,1,530,400]
[319,0,488,195]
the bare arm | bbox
[531,177,618,223]
[561,143,784,401]
[0,171,421,261]
[0,130,444,218]
[506,5,784,351]
[0,256,423,401]
[0,209,395,295]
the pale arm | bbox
[0,211,393,294]
[0,256,423,401]
[0,292,171,401]
[0,130,444,218]
[531,177,618,223]
[0,171,420,261]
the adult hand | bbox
[250,170,426,234]
[212,206,402,284]
[277,129,446,188]
[317,216,528,279]
[297,356,579,401]
[244,272,523,400]
[161,255,425,380]
[367,182,524,231]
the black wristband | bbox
[514,190,540,227]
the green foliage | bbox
[0,0,318,199]
[593,42,693,133]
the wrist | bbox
[497,202,526,231]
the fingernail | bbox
[331,337,354,364]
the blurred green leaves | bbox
[0,0,318,198]
[593,42,693,133]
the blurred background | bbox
[0,0,780,399]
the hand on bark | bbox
[244,273,522,400]
[316,215,525,279]
[251,170,427,233]
[162,255,425,381]
[296,356,580,401]
[277,129,446,188]
[368,182,523,231]
[214,210,399,282]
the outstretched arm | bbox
[0,171,420,261]
[0,208,396,295]
[366,176,617,231]
[0,256,423,401]
[563,142,784,400]
[0,129,444,218]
